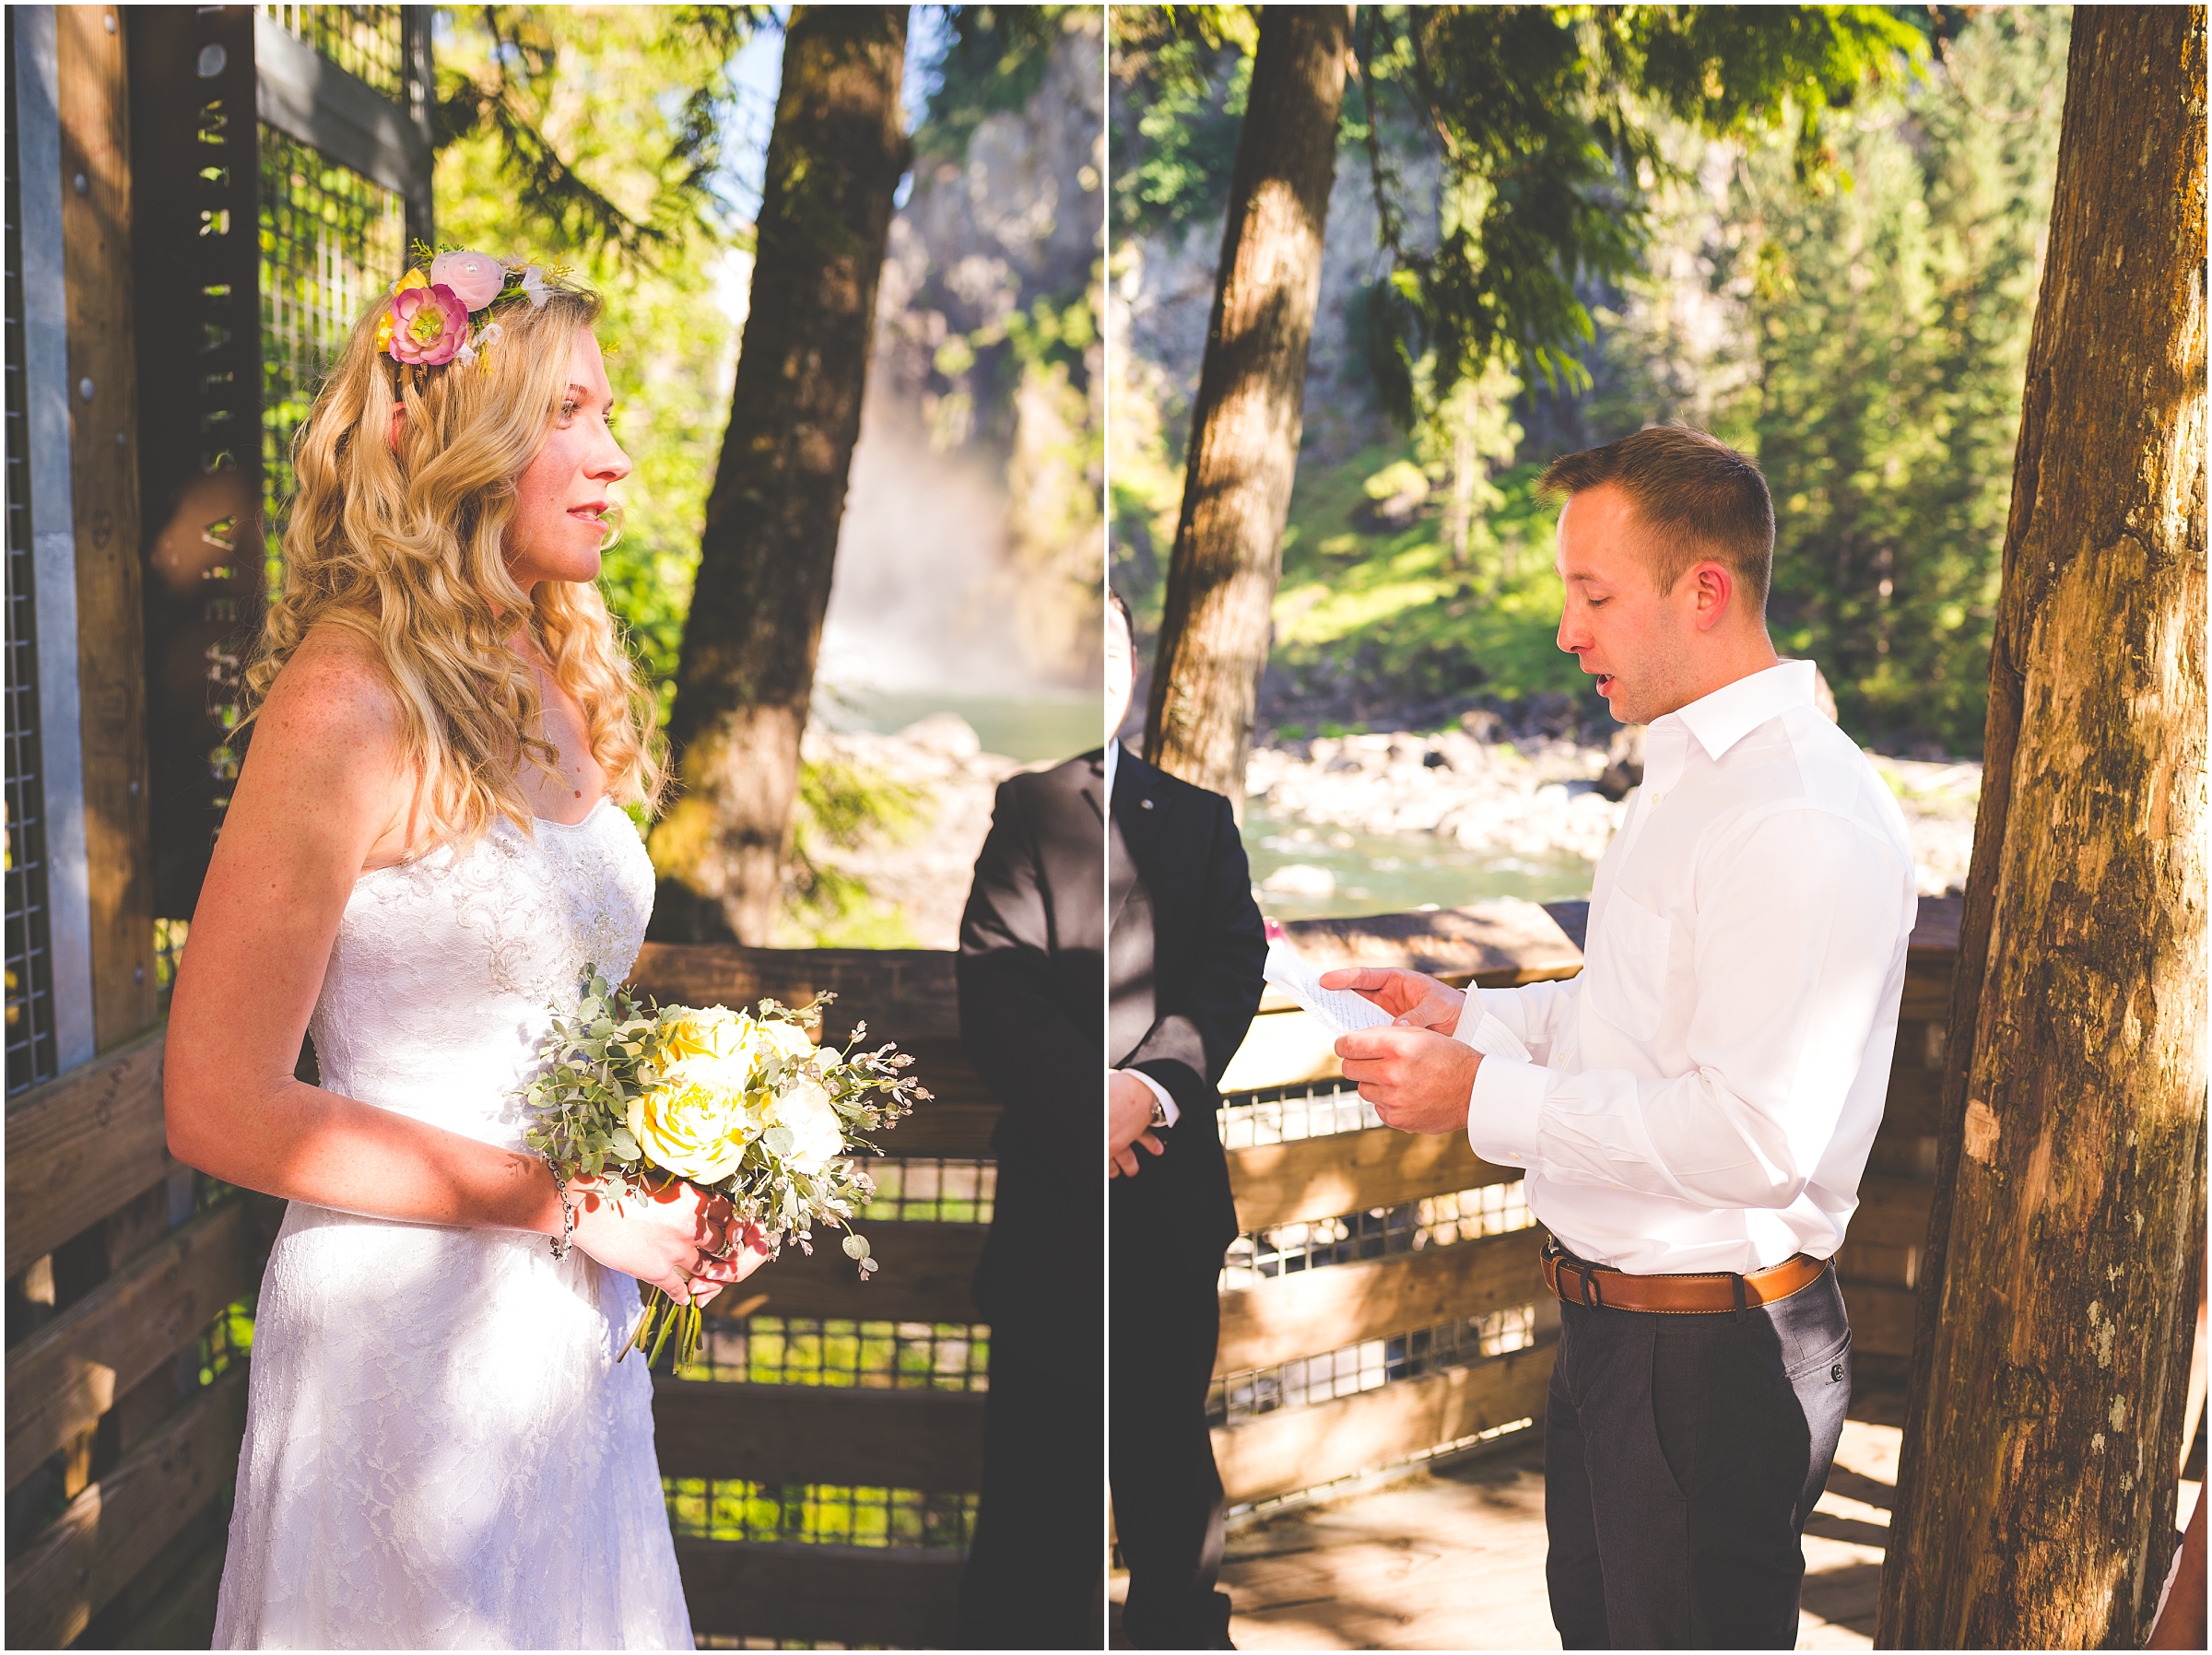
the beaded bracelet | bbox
[546,1162,577,1261]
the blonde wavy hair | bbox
[241,270,665,850]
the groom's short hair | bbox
[1540,425,1774,612]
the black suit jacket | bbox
[958,750,1104,1312]
[1109,745,1266,1266]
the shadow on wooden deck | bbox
[1110,1373,1912,1651]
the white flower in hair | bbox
[453,341,478,368]
[513,265,550,309]
[479,322,505,346]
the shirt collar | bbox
[1643,660,1817,792]
[1104,737,1119,803]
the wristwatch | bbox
[1147,1090,1171,1130]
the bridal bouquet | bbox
[524,968,927,1367]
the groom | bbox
[1327,426,1916,1649]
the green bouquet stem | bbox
[625,1287,706,1370]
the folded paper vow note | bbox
[1262,923,1394,1038]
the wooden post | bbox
[56,3,153,1049]
[1877,10,2208,1647]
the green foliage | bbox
[781,757,930,949]
[1269,452,1589,714]
[1108,6,1253,241]
[916,5,1084,163]
[434,7,744,731]
[1357,4,1928,412]
[432,5,764,262]
[1735,7,2068,752]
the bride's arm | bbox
[164,629,763,1298]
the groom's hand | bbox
[1319,966,1465,1033]
[1335,1025,1480,1135]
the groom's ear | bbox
[1687,561,1735,633]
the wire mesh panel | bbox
[257,123,406,591]
[665,1478,977,1551]
[3,18,59,1097]
[1209,1304,1543,1427]
[1221,1180,1533,1288]
[258,5,406,100]
[679,1318,989,1391]
[860,1158,994,1224]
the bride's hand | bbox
[566,1176,772,1302]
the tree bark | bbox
[1877,10,2206,1649]
[652,6,908,944]
[1141,6,1350,809]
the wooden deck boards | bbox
[1112,1382,1906,1650]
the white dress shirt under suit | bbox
[1455,659,1918,1277]
[1108,737,1182,1129]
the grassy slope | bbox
[1266,445,1592,734]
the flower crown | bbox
[376,246,569,370]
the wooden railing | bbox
[5,1028,277,1649]
[3,910,1956,1646]
[629,944,995,1650]
[1207,896,1959,1509]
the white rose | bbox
[770,1077,845,1172]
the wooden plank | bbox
[118,1535,225,1651]
[716,1220,987,1326]
[1837,1240,1920,1292]
[1219,1008,1346,1095]
[1848,1175,1936,1251]
[58,0,154,1049]
[1230,1127,1522,1236]
[1880,1063,1941,1139]
[4,1362,249,1650]
[1266,900,1586,994]
[675,1539,963,1648]
[1899,963,1956,1026]
[1217,1227,1547,1377]
[6,1195,265,1491]
[1841,1279,1918,1360]
[629,944,959,1044]
[627,948,996,1154]
[654,1379,986,1491]
[1213,1336,1559,1507]
[6,1027,172,1278]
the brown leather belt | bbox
[1541,1236,1831,1315]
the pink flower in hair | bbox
[388,284,469,366]
[429,250,505,311]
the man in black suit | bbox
[953,680,1106,1649]
[1107,592,1267,1649]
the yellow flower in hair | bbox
[394,268,429,294]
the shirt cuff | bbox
[1465,1052,1546,1169]
[1120,1067,1180,1128]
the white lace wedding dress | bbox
[212,801,695,1649]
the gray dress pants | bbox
[1544,1263,1853,1649]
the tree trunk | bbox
[651,6,908,944]
[1877,10,2206,1649]
[1141,6,1349,809]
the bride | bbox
[165,258,768,1648]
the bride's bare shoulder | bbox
[251,621,406,769]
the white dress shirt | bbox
[1107,737,1182,1128]
[1455,660,1917,1275]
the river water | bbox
[1242,804,1594,923]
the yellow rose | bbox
[655,1006,754,1072]
[768,1076,846,1172]
[628,1074,759,1184]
